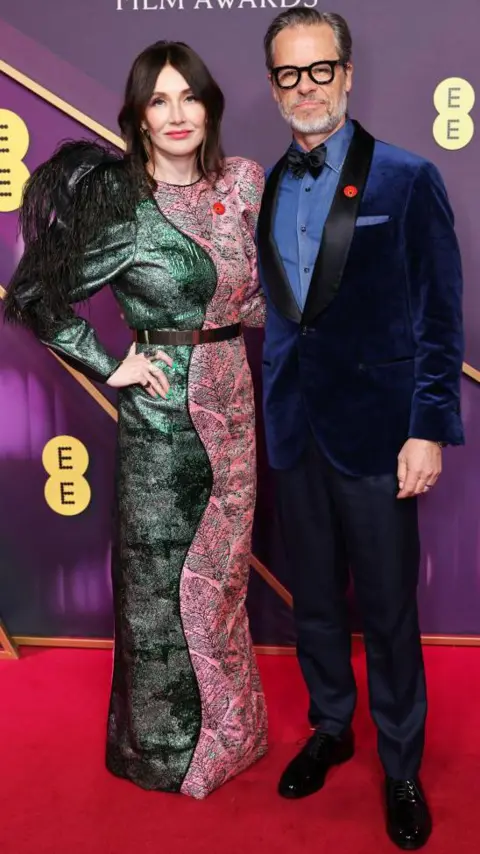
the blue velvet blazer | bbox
[258,121,465,475]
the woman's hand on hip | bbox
[106,343,173,399]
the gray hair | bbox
[264,9,353,70]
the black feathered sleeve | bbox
[4,140,138,383]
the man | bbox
[258,8,464,850]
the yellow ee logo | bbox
[433,78,475,150]
[42,436,91,516]
[0,109,30,212]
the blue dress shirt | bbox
[273,118,355,311]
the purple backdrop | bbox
[0,2,479,642]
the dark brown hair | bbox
[118,41,225,182]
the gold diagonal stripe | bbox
[0,620,19,659]
[0,285,118,421]
[250,554,293,607]
[48,351,118,421]
[0,60,124,149]
[462,361,480,383]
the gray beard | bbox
[280,90,348,136]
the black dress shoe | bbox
[385,777,432,850]
[278,729,354,799]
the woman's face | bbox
[142,64,207,160]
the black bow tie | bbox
[287,143,327,180]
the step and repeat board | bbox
[0,1,479,646]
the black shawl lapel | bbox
[257,155,302,323]
[301,120,375,324]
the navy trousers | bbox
[275,435,427,779]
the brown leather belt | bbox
[133,323,241,346]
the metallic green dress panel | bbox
[108,344,212,790]
[106,202,218,790]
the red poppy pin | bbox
[343,185,358,198]
[213,202,225,215]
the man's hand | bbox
[397,439,442,499]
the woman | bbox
[5,41,267,799]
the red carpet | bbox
[1,644,479,854]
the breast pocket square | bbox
[355,215,391,227]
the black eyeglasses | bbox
[271,59,346,90]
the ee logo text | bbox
[433,78,475,150]
[0,109,30,212]
[42,436,91,516]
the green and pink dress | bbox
[6,144,268,798]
